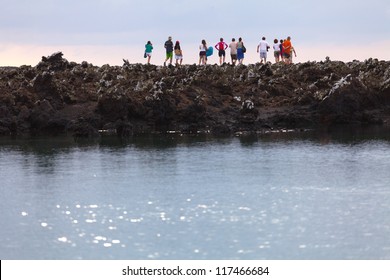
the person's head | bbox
[232,38,235,42]
[287,36,291,41]
[274,39,278,44]
[262,37,266,40]
[168,36,172,41]
[220,38,223,42]
[147,41,152,45]
[280,39,284,43]
[239,37,242,42]
[175,41,180,47]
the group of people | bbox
[144,36,184,66]
[144,36,297,66]
[257,36,297,64]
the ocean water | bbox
[1,127,390,260]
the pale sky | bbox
[1,0,390,66]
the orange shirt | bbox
[283,40,292,55]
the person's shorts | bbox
[175,55,183,60]
[146,52,152,57]
[274,51,280,57]
[166,52,173,59]
[283,53,291,59]
[199,51,206,56]
[260,51,267,59]
[218,50,226,57]
[231,54,237,60]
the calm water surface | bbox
[1,128,390,259]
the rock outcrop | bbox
[1,52,389,137]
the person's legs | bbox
[231,54,237,65]
[168,52,173,65]
[199,52,205,65]
[221,50,226,64]
[284,53,291,64]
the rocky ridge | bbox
[1,52,389,137]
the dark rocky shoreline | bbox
[1,52,389,137]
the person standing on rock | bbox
[257,37,270,64]
[237,37,245,65]
[199,39,207,65]
[144,41,153,64]
[174,41,183,66]
[273,39,281,63]
[164,36,174,66]
[282,36,292,64]
[215,38,228,65]
[290,45,297,64]
[229,38,238,65]
[280,39,284,61]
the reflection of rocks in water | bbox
[1,53,389,137]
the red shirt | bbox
[215,42,228,50]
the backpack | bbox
[242,44,247,53]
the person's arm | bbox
[215,43,219,50]
[257,45,259,53]
[224,42,228,50]
[287,42,292,52]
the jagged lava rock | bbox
[0,53,389,137]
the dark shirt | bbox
[165,40,173,53]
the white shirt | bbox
[258,40,269,52]
[273,43,280,51]
[199,45,207,52]
[229,42,237,55]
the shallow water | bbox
[1,127,390,259]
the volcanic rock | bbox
[0,53,389,137]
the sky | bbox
[1,0,390,66]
